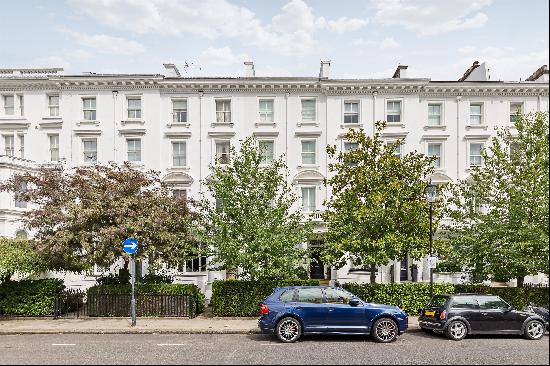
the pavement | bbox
[0,315,420,335]
[0,333,548,365]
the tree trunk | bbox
[370,264,377,284]
[516,276,524,288]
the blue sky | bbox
[1,0,548,81]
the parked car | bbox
[418,293,548,341]
[522,303,550,330]
[258,286,408,343]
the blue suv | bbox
[258,286,408,343]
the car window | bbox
[450,296,478,309]
[279,289,296,302]
[296,288,323,304]
[325,288,352,304]
[429,296,449,307]
[477,296,510,310]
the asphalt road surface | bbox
[0,332,548,365]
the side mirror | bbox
[349,299,361,307]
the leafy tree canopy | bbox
[0,237,46,282]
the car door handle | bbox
[296,307,303,311]
[481,312,489,315]
[328,308,335,312]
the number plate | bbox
[424,310,435,317]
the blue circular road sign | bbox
[122,238,138,254]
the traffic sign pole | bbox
[130,255,136,327]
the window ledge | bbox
[41,116,62,120]
[128,162,145,169]
[297,121,319,127]
[174,272,209,277]
[0,115,26,121]
[255,122,277,128]
[211,122,234,128]
[167,166,191,172]
[423,125,447,131]
[121,119,145,125]
[297,164,319,169]
[385,122,406,128]
[77,120,100,126]
[465,125,488,130]
[166,122,191,128]
[340,123,362,129]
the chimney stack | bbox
[244,61,255,77]
[392,65,408,78]
[319,60,331,79]
[526,65,548,82]
[163,63,181,77]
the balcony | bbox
[305,210,325,222]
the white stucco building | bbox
[1,61,548,297]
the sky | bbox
[1,0,548,81]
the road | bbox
[0,332,548,365]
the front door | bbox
[323,288,367,333]
[292,288,327,332]
[309,243,326,280]
[448,296,483,332]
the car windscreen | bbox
[428,295,448,308]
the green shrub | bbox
[0,279,65,316]
[87,283,204,314]
[211,279,320,317]
[454,285,549,309]
[342,283,455,315]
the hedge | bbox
[87,283,205,314]
[342,283,455,315]
[454,285,549,310]
[211,279,320,317]
[0,279,65,316]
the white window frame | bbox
[49,134,60,161]
[126,138,142,162]
[258,99,274,124]
[343,141,359,152]
[343,100,360,124]
[427,142,444,169]
[258,139,275,165]
[469,102,484,126]
[14,181,27,209]
[48,95,60,117]
[18,95,24,116]
[386,99,402,124]
[468,141,484,168]
[18,134,24,158]
[172,98,188,123]
[301,140,317,165]
[300,98,317,123]
[215,99,232,123]
[386,140,403,158]
[214,140,231,165]
[171,141,187,167]
[172,188,187,201]
[3,135,14,156]
[127,96,142,119]
[427,102,443,126]
[82,138,98,163]
[3,95,14,115]
[82,97,97,121]
[300,186,317,213]
[509,102,523,124]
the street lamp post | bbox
[425,183,437,299]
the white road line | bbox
[157,344,187,346]
[52,344,76,346]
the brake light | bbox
[440,310,447,320]
[260,304,269,315]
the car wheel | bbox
[524,320,545,340]
[276,317,302,343]
[445,320,467,341]
[371,318,399,343]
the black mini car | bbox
[418,293,548,341]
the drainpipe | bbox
[112,90,118,161]
[456,95,461,180]
[199,90,203,191]
[285,91,289,169]
[372,91,377,136]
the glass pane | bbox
[128,99,141,109]
[344,114,358,124]
[301,100,316,121]
[325,288,351,304]
[173,99,187,110]
[259,141,274,164]
[301,141,315,153]
[470,115,481,125]
[470,143,482,155]
[301,187,316,211]
[450,297,478,309]
[478,297,509,310]
[296,288,323,303]
[470,104,481,115]
[279,290,296,302]
[344,142,358,151]
[49,96,59,106]
[428,144,441,156]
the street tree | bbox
[199,136,312,281]
[442,112,549,286]
[0,237,46,282]
[323,122,439,283]
[0,162,199,272]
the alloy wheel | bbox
[277,319,300,342]
[374,319,397,342]
[449,321,466,340]
[527,321,544,339]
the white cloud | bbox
[199,47,249,66]
[371,0,493,36]
[59,27,146,55]
[458,45,476,54]
[380,37,400,49]
[352,37,399,49]
[31,49,93,70]
[67,0,367,57]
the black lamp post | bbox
[425,182,437,299]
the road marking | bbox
[52,344,75,346]
[157,344,187,346]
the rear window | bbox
[450,296,478,309]
[279,289,296,302]
[296,288,323,304]
[428,296,448,307]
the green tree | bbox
[323,122,439,283]
[0,162,198,272]
[199,137,312,280]
[0,237,46,282]
[442,112,549,286]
